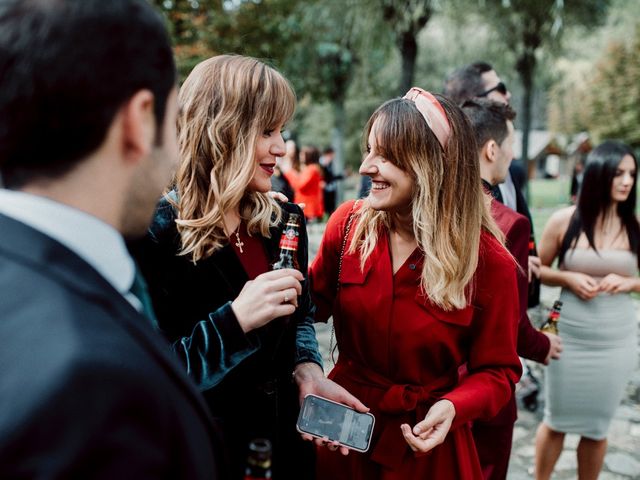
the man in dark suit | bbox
[461,99,562,480]
[0,1,223,477]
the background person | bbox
[570,160,585,204]
[133,55,364,480]
[320,146,343,216]
[444,61,542,307]
[461,99,563,480]
[535,140,639,480]
[283,145,325,222]
[0,0,222,477]
[270,159,295,203]
[309,89,522,479]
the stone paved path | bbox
[306,220,640,479]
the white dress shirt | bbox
[0,189,141,311]
[498,170,518,211]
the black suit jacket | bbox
[0,213,224,479]
[508,163,541,308]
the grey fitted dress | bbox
[543,249,638,440]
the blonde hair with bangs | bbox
[349,95,504,310]
[174,55,296,261]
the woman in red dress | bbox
[309,89,522,479]
[284,145,325,221]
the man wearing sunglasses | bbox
[445,63,562,480]
[445,62,540,300]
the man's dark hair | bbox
[461,99,516,150]
[443,61,493,105]
[0,0,176,188]
[322,146,334,155]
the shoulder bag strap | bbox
[329,200,359,365]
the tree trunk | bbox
[331,99,347,204]
[399,31,418,95]
[517,50,536,190]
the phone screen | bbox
[296,394,375,452]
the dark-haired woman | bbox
[534,140,639,480]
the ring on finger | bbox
[284,293,289,303]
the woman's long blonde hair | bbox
[174,55,295,261]
[350,95,503,310]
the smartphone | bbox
[296,394,375,452]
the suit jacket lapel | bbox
[0,213,215,429]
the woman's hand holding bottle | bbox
[231,268,302,332]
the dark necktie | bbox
[491,184,504,204]
[129,266,159,329]
[482,179,504,204]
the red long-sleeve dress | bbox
[309,200,522,479]
[284,164,324,220]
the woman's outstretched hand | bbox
[231,268,302,332]
[401,399,455,454]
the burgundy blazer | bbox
[490,198,550,363]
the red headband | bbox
[403,87,451,149]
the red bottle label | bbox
[279,227,299,251]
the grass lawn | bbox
[527,178,571,237]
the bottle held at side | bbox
[528,235,541,308]
[540,300,563,335]
[244,438,272,480]
[272,213,301,271]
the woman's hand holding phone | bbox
[296,394,375,454]
[293,363,369,455]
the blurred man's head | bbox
[444,61,511,106]
[0,0,177,187]
[461,99,516,185]
[0,0,177,237]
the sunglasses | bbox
[478,82,508,97]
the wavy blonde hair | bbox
[174,55,296,261]
[350,95,503,310]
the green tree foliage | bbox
[151,0,394,174]
[380,0,434,94]
[150,0,223,78]
[584,28,640,147]
[548,0,640,147]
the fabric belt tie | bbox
[334,359,456,470]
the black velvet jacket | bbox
[132,197,321,479]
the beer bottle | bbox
[527,234,541,308]
[244,438,272,480]
[540,300,563,335]
[272,213,301,271]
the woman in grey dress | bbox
[535,141,639,480]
